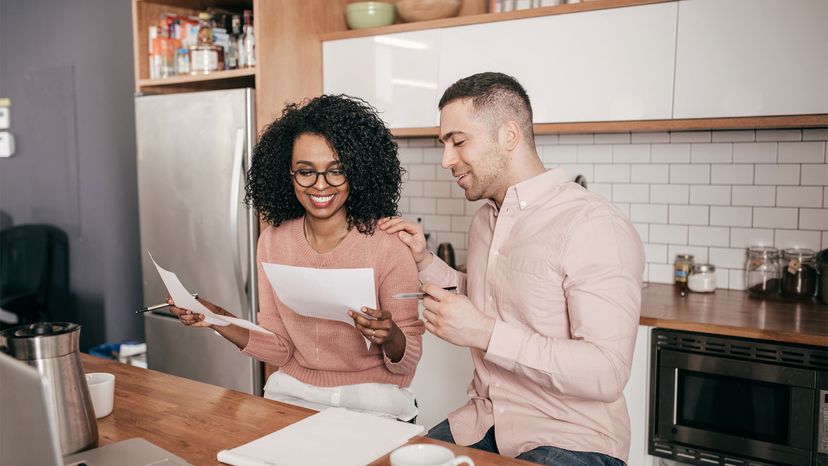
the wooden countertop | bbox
[639,283,827,347]
[82,354,531,466]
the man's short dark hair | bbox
[438,72,534,144]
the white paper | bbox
[216,407,424,466]
[150,252,273,335]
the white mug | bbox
[390,444,475,466]
[85,372,115,418]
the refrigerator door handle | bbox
[229,128,247,314]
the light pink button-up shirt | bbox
[420,168,644,462]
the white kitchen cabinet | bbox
[624,325,658,466]
[438,2,678,123]
[323,30,441,128]
[673,0,828,119]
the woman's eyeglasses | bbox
[290,167,347,187]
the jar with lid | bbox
[781,248,817,300]
[189,12,224,74]
[688,264,717,293]
[745,246,781,298]
[673,254,694,291]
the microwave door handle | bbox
[673,368,679,425]
[229,128,247,313]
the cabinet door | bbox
[438,3,678,123]
[673,0,828,118]
[624,325,658,466]
[323,30,441,128]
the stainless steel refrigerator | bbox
[135,88,261,394]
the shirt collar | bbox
[512,168,569,210]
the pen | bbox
[392,286,457,300]
[136,293,198,314]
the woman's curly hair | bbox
[244,94,404,235]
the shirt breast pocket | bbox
[499,255,561,322]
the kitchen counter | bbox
[81,354,531,466]
[640,283,827,346]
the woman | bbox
[168,95,424,421]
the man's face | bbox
[439,99,508,203]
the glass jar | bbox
[745,246,781,298]
[688,264,717,293]
[674,254,694,290]
[781,248,817,300]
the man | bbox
[378,72,644,466]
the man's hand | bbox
[377,217,432,271]
[421,283,495,351]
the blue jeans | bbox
[427,420,625,466]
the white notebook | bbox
[217,408,424,466]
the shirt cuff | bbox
[483,320,523,372]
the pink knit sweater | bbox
[242,217,424,388]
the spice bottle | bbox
[781,248,817,300]
[745,246,781,298]
[673,254,694,293]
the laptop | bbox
[0,352,191,466]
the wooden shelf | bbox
[321,0,670,41]
[136,67,255,93]
[391,114,828,138]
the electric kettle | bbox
[0,322,98,455]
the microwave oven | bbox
[649,329,827,466]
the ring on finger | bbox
[371,329,376,337]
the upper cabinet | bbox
[438,2,677,124]
[673,0,828,119]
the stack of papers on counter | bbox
[216,407,424,466]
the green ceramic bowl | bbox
[345,2,396,29]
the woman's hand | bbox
[349,307,401,345]
[166,296,225,328]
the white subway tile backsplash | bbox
[398,148,423,164]
[733,142,777,164]
[631,204,668,223]
[776,186,823,208]
[650,224,688,244]
[709,247,748,269]
[753,207,798,229]
[577,145,612,163]
[803,128,828,141]
[799,208,828,230]
[407,164,436,180]
[712,130,755,143]
[689,226,730,247]
[437,198,466,216]
[671,131,711,143]
[613,184,649,203]
[669,205,709,225]
[402,181,424,197]
[595,133,631,144]
[409,197,436,214]
[652,144,690,163]
[755,164,799,185]
[423,181,451,198]
[649,263,674,284]
[631,164,669,184]
[594,164,630,183]
[613,144,650,164]
[778,142,825,163]
[774,229,822,250]
[732,186,775,207]
[690,185,731,205]
[730,228,774,248]
[669,244,708,263]
[559,133,594,144]
[644,243,668,263]
[691,143,732,163]
[543,145,577,164]
[398,126,827,289]
[756,129,802,142]
[710,206,752,227]
[801,164,828,186]
[711,165,753,185]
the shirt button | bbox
[494,382,500,388]
[488,296,493,302]
[520,201,527,208]
[498,408,505,414]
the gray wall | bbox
[0,0,142,349]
